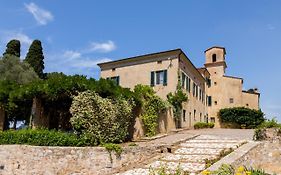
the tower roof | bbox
[204,46,226,55]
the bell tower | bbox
[204,46,227,77]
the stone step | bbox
[161,154,218,163]
[180,142,239,149]
[116,168,150,175]
[194,135,237,140]
[175,147,224,155]
[146,160,206,173]
[186,139,243,143]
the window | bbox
[214,82,217,85]
[151,70,167,86]
[194,110,196,121]
[212,54,217,62]
[206,78,211,87]
[210,117,215,123]
[200,113,202,122]
[157,60,162,64]
[214,101,218,105]
[229,98,234,103]
[108,76,120,85]
[112,68,116,71]
[183,110,186,122]
[196,85,198,98]
[199,89,202,100]
[246,104,249,107]
[181,72,186,88]
[186,78,191,93]
[193,83,195,96]
[156,71,164,85]
[208,96,212,106]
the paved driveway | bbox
[183,128,254,140]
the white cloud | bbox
[24,2,54,25]
[2,31,32,46]
[73,58,112,68]
[63,50,81,59]
[45,50,112,77]
[88,40,116,53]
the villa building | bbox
[98,46,260,128]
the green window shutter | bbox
[163,70,167,86]
[116,76,120,85]
[151,71,155,87]
[186,77,188,91]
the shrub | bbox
[0,129,90,146]
[218,107,265,129]
[258,118,281,129]
[194,122,214,129]
[70,90,134,145]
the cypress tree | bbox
[25,40,45,79]
[3,39,21,57]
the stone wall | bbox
[232,129,281,174]
[0,144,163,175]
[232,141,281,174]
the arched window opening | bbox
[212,54,217,62]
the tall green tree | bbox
[25,40,45,79]
[3,39,20,57]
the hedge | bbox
[194,122,215,129]
[0,129,93,146]
[218,107,265,129]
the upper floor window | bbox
[181,72,186,88]
[151,70,167,86]
[212,54,217,62]
[229,98,234,103]
[208,96,212,106]
[206,78,211,87]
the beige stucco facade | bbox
[98,46,260,129]
[204,47,260,127]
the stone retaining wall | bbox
[0,144,163,175]
[232,141,281,174]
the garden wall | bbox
[0,144,163,175]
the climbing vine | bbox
[103,143,123,163]
[167,77,188,126]
[134,85,167,137]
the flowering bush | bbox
[70,90,134,145]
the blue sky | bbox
[0,1,280,120]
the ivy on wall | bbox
[134,85,167,137]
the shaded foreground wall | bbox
[0,144,162,175]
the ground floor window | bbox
[107,76,120,85]
[210,117,215,123]
[183,110,186,122]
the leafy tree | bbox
[0,55,38,85]
[0,55,38,129]
[25,40,45,78]
[3,39,20,57]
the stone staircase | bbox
[116,135,246,175]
